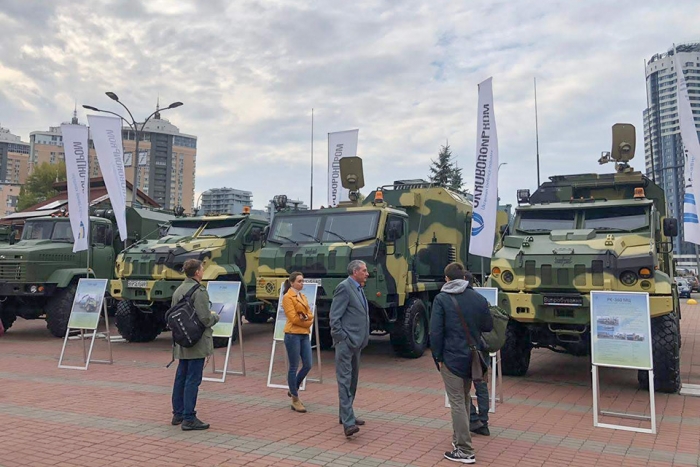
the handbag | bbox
[448,295,487,382]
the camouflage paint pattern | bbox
[110,214,268,307]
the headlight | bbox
[502,270,514,284]
[619,270,638,286]
[30,285,38,293]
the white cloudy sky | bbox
[0,0,696,209]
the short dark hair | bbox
[463,270,474,284]
[183,259,203,278]
[444,262,466,281]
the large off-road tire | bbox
[390,298,429,358]
[638,312,680,394]
[0,302,17,332]
[46,284,77,338]
[501,320,532,376]
[115,300,162,343]
[245,305,270,323]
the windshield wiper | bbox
[325,229,349,244]
[299,232,322,243]
[276,235,299,246]
[591,226,632,232]
[516,228,552,233]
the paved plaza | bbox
[2,302,700,467]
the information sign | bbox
[208,281,242,338]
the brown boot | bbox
[291,396,307,413]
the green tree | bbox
[428,142,464,191]
[16,161,67,211]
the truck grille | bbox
[525,260,605,289]
[0,262,24,280]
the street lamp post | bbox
[83,92,182,205]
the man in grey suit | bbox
[330,259,370,437]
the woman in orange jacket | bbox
[282,271,314,412]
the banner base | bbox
[592,365,656,434]
[58,302,113,370]
[204,311,245,383]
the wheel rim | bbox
[413,312,425,344]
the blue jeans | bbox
[469,379,489,425]
[284,333,312,397]
[172,358,205,421]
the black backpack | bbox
[165,284,205,349]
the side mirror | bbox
[250,226,263,242]
[663,218,678,237]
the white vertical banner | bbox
[470,77,499,257]
[60,124,90,253]
[327,129,359,207]
[87,115,128,240]
[675,49,700,244]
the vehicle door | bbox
[90,223,115,278]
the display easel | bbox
[444,351,502,412]
[590,291,656,434]
[58,299,113,370]
[204,306,245,383]
[267,282,322,389]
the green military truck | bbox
[0,207,174,337]
[0,225,11,244]
[489,123,681,392]
[109,213,269,343]
[256,157,474,358]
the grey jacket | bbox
[171,278,219,360]
[329,277,370,350]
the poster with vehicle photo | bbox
[67,279,108,330]
[273,283,319,341]
[207,281,242,338]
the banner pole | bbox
[310,108,314,209]
[86,155,91,277]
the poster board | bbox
[268,282,320,389]
[204,281,244,382]
[59,278,112,370]
[67,279,109,330]
[474,287,498,306]
[590,291,655,434]
[208,281,242,338]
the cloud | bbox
[0,0,697,211]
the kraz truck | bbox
[489,124,682,393]
[0,207,174,337]
[256,157,474,358]
[109,213,269,343]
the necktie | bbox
[358,286,368,310]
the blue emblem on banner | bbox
[472,212,485,236]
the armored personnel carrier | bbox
[256,157,474,358]
[489,124,681,392]
[109,212,269,343]
[0,207,174,337]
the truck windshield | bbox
[517,210,575,232]
[270,211,380,244]
[198,219,243,238]
[22,220,75,242]
[166,221,204,237]
[583,206,648,232]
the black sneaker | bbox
[181,418,210,431]
[444,448,475,464]
[171,415,183,426]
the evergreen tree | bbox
[16,161,66,211]
[428,143,454,187]
[450,162,464,192]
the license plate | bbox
[543,295,583,307]
[304,278,322,285]
[127,280,148,288]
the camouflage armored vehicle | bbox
[256,157,474,358]
[489,124,681,392]
[109,213,269,343]
[0,207,174,337]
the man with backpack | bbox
[170,259,219,431]
[430,262,493,464]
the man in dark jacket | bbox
[430,262,493,464]
[170,259,219,431]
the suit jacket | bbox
[329,277,370,350]
[282,288,313,334]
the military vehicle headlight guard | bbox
[619,270,638,286]
[502,270,514,283]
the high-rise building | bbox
[201,188,253,215]
[644,42,700,255]
[0,127,30,215]
[29,109,197,213]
